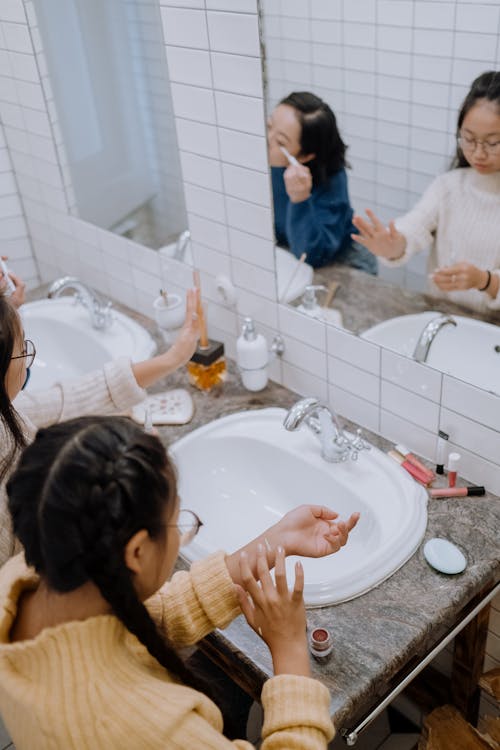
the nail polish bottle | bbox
[187,340,227,391]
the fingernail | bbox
[257,543,264,554]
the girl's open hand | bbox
[276,505,360,558]
[165,287,200,368]
[236,545,310,676]
[352,209,406,261]
[431,262,488,292]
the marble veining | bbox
[27,284,500,729]
[309,264,500,334]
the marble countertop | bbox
[304,264,500,334]
[160,363,500,730]
[27,284,500,730]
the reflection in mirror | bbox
[259,0,500,335]
[33,0,190,257]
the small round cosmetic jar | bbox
[309,627,333,659]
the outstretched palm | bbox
[278,505,360,559]
[352,209,406,260]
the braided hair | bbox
[453,70,500,168]
[7,415,202,691]
[0,295,27,480]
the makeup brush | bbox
[323,280,340,309]
[279,144,300,167]
[279,252,307,303]
[192,269,209,348]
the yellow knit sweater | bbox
[0,553,334,749]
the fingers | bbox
[255,543,275,596]
[347,512,360,531]
[311,505,339,521]
[365,208,385,231]
[239,552,265,609]
[291,561,304,602]
[352,214,375,238]
[274,546,288,597]
[234,584,256,626]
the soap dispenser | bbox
[297,285,327,319]
[236,317,268,392]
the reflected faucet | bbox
[48,276,113,331]
[413,315,457,363]
[283,397,369,462]
[173,230,191,261]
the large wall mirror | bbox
[33,0,189,258]
[259,0,500,394]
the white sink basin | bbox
[170,408,428,607]
[362,312,500,394]
[21,298,156,390]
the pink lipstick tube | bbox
[430,486,485,498]
[388,450,433,485]
[395,443,435,483]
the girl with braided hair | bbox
[1,415,358,748]
[0,288,200,566]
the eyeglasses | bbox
[10,339,36,368]
[169,509,203,547]
[457,133,500,155]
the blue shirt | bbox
[272,166,365,270]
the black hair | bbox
[7,416,202,692]
[0,294,27,481]
[453,70,500,168]
[279,91,348,186]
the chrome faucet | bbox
[413,315,457,363]
[48,276,113,331]
[173,230,191,261]
[283,397,369,462]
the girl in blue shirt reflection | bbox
[268,92,377,274]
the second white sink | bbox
[170,408,428,607]
[21,298,156,390]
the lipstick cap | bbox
[468,486,485,496]
[447,452,461,472]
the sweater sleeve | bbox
[381,175,443,268]
[260,674,334,749]
[164,675,334,749]
[146,552,241,646]
[12,358,146,428]
[285,171,352,268]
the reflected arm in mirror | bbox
[431,263,500,299]
[352,209,406,261]
[132,288,200,388]
[224,505,360,587]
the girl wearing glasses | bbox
[0,290,200,567]
[352,71,500,314]
[1,415,358,748]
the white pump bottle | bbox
[236,317,268,392]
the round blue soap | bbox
[423,538,467,575]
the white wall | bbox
[0,0,498,673]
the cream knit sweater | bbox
[384,168,500,314]
[0,359,146,566]
[0,553,334,749]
